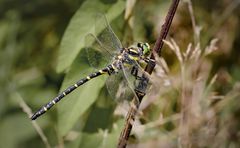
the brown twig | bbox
[17,93,51,148]
[117,0,180,147]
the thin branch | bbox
[17,93,51,148]
[118,0,180,147]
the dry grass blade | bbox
[190,42,201,60]
[183,43,193,61]
[186,0,202,44]
[164,39,183,64]
[124,0,136,20]
[16,93,51,148]
[204,38,219,55]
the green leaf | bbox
[66,119,124,148]
[83,103,115,133]
[56,0,125,73]
[57,0,125,136]
[0,113,44,148]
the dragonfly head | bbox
[137,42,151,56]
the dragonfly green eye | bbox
[137,42,150,56]
[142,43,150,55]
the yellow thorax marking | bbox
[123,63,131,67]
[111,64,117,70]
[128,55,139,61]
[129,48,138,53]
[118,55,123,59]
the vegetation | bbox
[0,0,239,147]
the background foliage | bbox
[0,0,239,147]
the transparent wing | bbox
[106,70,134,103]
[85,14,122,69]
[85,33,113,69]
[94,13,123,54]
[106,63,141,104]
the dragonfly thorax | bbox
[124,48,141,64]
[111,42,151,72]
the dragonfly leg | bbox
[130,65,149,96]
[144,58,156,67]
[132,65,150,82]
[132,58,155,96]
[131,65,144,81]
[134,74,149,96]
[131,66,138,77]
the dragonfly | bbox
[31,14,154,120]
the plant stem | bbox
[117,0,180,147]
[17,93,51,148]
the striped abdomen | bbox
[31,66,114,120]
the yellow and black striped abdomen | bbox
[31,67,111,120]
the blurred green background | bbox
[0,0,239,147]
